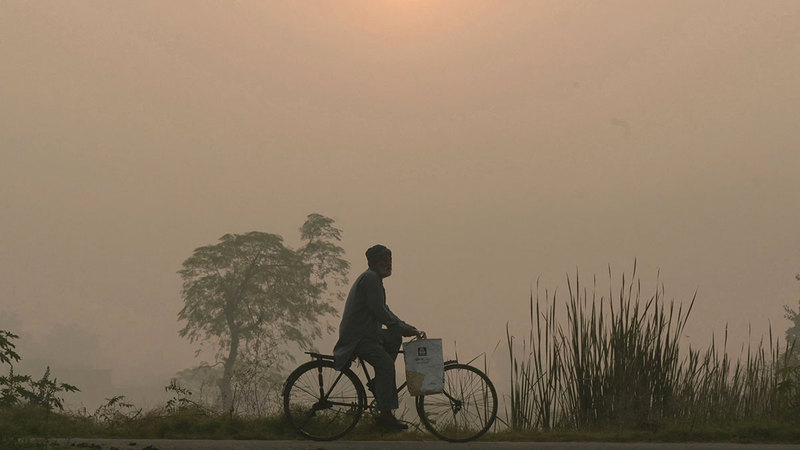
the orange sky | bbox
[1,1,799,407]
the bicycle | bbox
[282,338,498,442]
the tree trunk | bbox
[219,330,239,413]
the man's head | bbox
[366,244,392,278]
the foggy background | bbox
[2,1,799,409]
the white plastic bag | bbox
[403,338,444,396]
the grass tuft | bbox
[506,263,799,433]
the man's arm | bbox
[385,304,407,328]
[385,304,420,336]
[362,272,401,327]
[362,273,421,336]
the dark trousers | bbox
[354,326,403,411]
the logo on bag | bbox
[418,347,427,356]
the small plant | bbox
[0,366,32,408]
[229,352,284,417]
[93,395,141,427]
[179,363,222,407]
[26,366,80,411]
[776,363,800,417]
[0,330,21,366]
[0,331,79,411]
[165,378,202,414]
[0,330,26,407]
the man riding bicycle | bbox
[333,244,422,430]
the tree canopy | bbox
[177,214,349,410]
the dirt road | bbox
[51,439,800,450]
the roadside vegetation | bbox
[3,261,800,446]
[504,262,800,442]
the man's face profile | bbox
[374,255,392,278]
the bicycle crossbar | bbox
[305,351,456,365]
[305,350,416,362]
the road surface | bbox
[50,439,800,449]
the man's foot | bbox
[375,411,408,430]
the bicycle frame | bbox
[303,350,459,412]
[301,351,405,409]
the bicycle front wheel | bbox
[416,363,498,442]
[283,359,366,441]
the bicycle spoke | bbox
[284,360,365,441]
[417,364,497,442]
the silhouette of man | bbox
[333,244,421,430]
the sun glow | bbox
[245,1,491,39]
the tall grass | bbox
[507,263,790,431]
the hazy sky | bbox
[2,1,799,405]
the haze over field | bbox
[1,1,799,407]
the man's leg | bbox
[381,325,403,362]
[355,339,398,411]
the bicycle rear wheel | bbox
[415,363,498,442]
[283,359,366,441]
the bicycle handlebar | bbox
[409,330,427,340]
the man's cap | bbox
[366,244,391,266]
